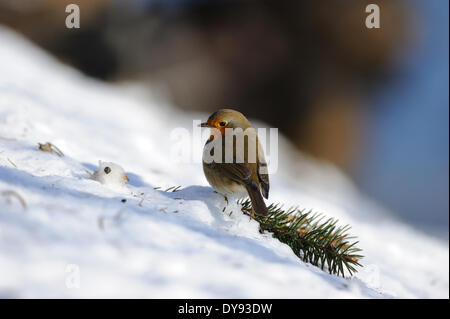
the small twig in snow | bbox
[1,190,27,210]
[38,142,64,157]
[7,158,17,168]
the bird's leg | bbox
[241,207,256,219]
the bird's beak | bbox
[199,122,210,127]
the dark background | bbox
[0,0,448,237]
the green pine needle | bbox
[237,198,363,277]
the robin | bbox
[200,109,269,216]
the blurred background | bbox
[0,0,448,237]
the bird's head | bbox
[199,109,252,136]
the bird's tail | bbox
[245,183,269,216]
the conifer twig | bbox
[238,198,363,277]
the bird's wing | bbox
[210,162,252,185]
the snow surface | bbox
[0,26,448,298]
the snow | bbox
[0,26,448,298]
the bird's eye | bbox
[104,167,111,174]
[219,121,227,127]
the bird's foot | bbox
[241,208,256,220]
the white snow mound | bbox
[91,161,129,187]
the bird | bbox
[200,109,269,216]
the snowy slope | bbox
[0,26,448,298]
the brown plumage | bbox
[200,109,269,216]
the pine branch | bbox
[156,185,363,277]
[237,198,363,277]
